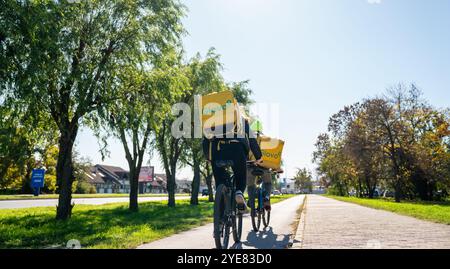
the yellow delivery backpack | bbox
[249,135,285,170]
[199,90,243,138]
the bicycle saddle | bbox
[215,160,234,168]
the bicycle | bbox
[247,162,271,232]
[213,160,243,249]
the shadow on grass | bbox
[0,200,214,249]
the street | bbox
[138,195,305,249]
[0,196,191,209]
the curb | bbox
[289,195,307,249]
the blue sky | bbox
[76,0,450,179]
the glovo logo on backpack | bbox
[258,136,285,170]
[262,150,282,160]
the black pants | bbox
[246,167,272,208]
[211,140,247,193]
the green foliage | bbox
[0,99,58,192]
[294,168,313,193]
[41,145,58,193]
[74,181,96,194]
[72,155,93,194]
[229,80,253,106]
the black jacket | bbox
[202,119,262,161]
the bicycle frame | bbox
[249,165,271,232]
[257,181,266,211]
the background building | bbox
[85,165,169,194]
[85,165,127,194]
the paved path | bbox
[0,196,191,209]
[138,195,305,249]
[293,195,450,249]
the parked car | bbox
[433,190,448,201]
[201,189,209,196]
[272,190,281,196]
[373,189,381,198]
[383,190,395,198]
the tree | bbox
[156,116,185,207]
[73,156,95,194]
[0,99,58,193]
[92,52,188,211]
[1,0,186,219]
[200,161,214,202]
[313,84,450,202]
[294,168,313,193]
[313,134,356,196]
[161,49,254,207]
[180,49,225,205]
[342,100,387,198]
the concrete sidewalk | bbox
[292,195,450,249]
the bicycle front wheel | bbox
[263,209,270,228]
[233,212,243,242]
[214,184,231,249]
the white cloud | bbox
[367,0,382,4]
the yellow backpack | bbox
[249,135,285,170]
[199,90,244,139]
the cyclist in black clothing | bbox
[202,119,263,211]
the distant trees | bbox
[294,168,313,193]
[313,84,450,202]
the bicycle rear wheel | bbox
[251,188,262,232]
[214,184,231,249]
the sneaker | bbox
[235,191,248,213]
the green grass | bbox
[0,194,297,249]
[0,193,189,200]
[326,195,450,225]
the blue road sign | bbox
[31,169,45,188]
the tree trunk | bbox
[394,180,402,203]
[129,166,139,212]
[366,177,374,199]
[207,175,214,202]
[190,161,201,205]
[167,164,176,207]
[357,177,363,198]
[55,127,78,220]
[412,171,429,201]
[21,161,33,194]
[129,152,145,212]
